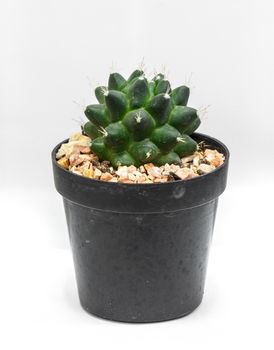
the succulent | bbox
[83,69,201,168]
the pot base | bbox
[79,297,203,323]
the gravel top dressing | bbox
[56,132,225,184]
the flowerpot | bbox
[52,132,229,323]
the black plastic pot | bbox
[52,133,229,323]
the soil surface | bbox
[56,133,225,183]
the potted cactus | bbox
[52,68,229,322]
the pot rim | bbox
[51,132,230,187]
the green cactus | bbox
[83,69,201,168]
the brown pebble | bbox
[100,172,113,181]
[204,149,224,167]
[69,154,84,166]
[175,168,197,180]
[118,178,134,183]
[211,158,223,167]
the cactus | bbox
[83,69,201,168]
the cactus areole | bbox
[83,70,201,168]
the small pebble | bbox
[204,149,224,167]
[139,165,146,173]
[83,168,94,178]
[94,168,102,178]
[118,177,133,183]
[116,166,128,178]
[109,177,118,183]
[57,157,69,169]
[128,173,136,181]
[146,166,162,178]
[127,165,137,173]
[198,163,216,174]
[80,147,91,154]
[175,168,197,180]
[100,172,113,181]
[137,175,147,183]
[133,170,142,178]
[193,155,200,167]
[69,154,84,166]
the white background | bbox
[1,0,274,349]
